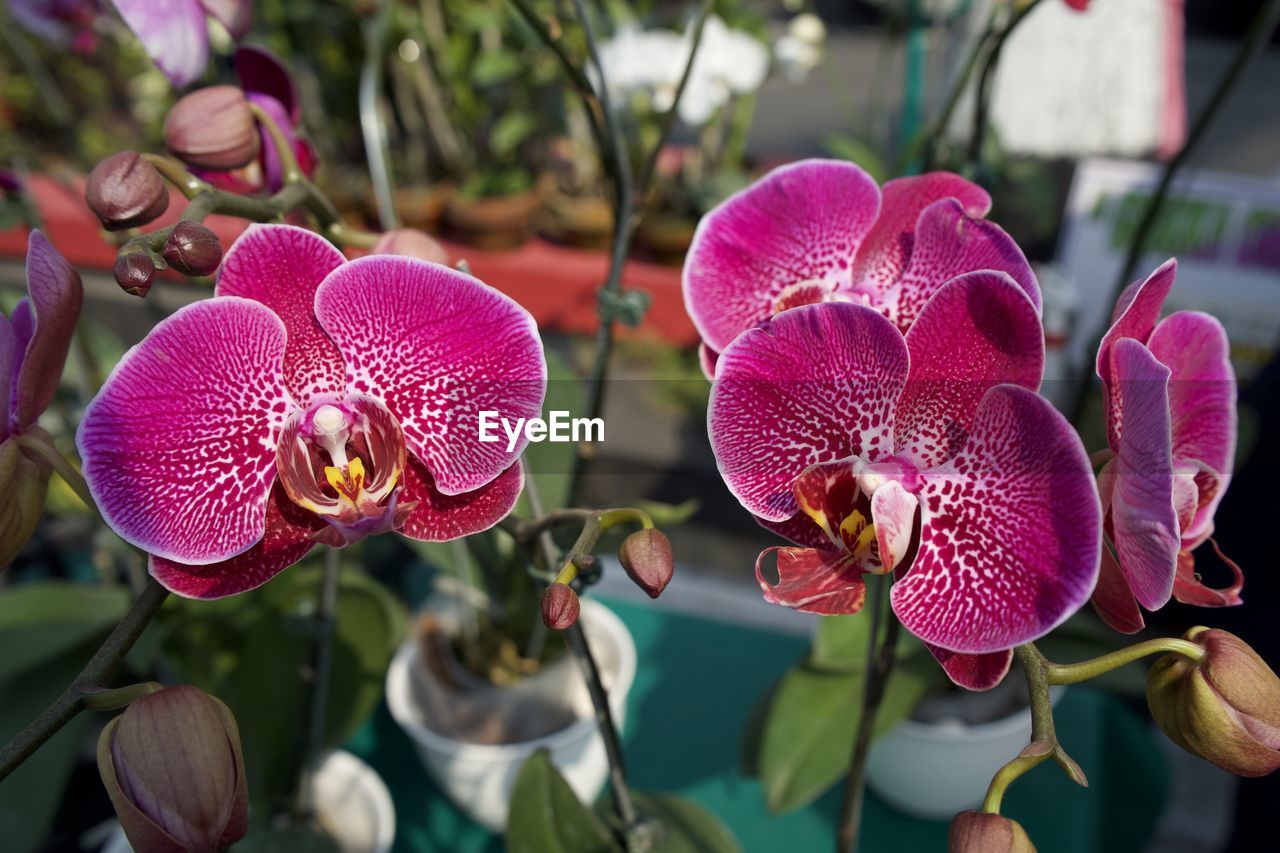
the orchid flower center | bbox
[276,396,409,542]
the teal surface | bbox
[347,599,1168,852]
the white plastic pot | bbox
[102,749,394,853]
[865,687,1067,819]
[386,597,637,832]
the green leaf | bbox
[630,792,741,853]
[810,614,872,673]
[160,564,406,812]
[758,653,938,813]
[506,750,618,853]
[819,134,888,183]
[0,582,131,682]
[490,111,538,158]
[472,50,523,87]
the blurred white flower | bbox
[775,13,826,85]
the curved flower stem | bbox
[14,434,97,514]
[836,576,900,853]
[0,579,169,783]
[965,0,1043,170]
[291,547,343,821]
[1044,637,1205,685]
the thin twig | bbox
[291,548,342,820]
[965,0,1043,169]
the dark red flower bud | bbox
[114,251,156,297]
[164,86,260,171]
[162,222,223,277]
[541,583,580,631]
[948,811,1036,852]
[85,152,169,231]
[618,528,674,598]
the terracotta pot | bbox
[539,192,614,250]
[634,211,697,266]
[395,183,454,232]
[444,188,543,251]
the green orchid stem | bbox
[81,681,163,711]
[291,547,342,822]
[14,434,97,516]
[837,576,900,853]
[965,0,1044,171]
[1044,637,1205,685]
[249,103,304,186]
[0,579,169,783]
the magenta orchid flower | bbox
[1,232,83,567]
[110,0,251,87]
[9,0,101,53]
[683,159,1038,377]
[77,224,546,598]
[708,273,1100,689]
[1091,260,1240,634]
[198,46,316,194]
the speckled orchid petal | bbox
[217,224,346,405]
[755,546,866,615]
[926,645,1014,691]
[871,480,918,573]
[709,302,908,522]
[1148,311,1237,532]
[849,172,990,293]
[398,456,523,541]
[198,0,251,39]
[1173,541,1243,607]
[235,45,299,121]
[77,298,292,565]
[150,483,335,599]
[111,0,210,87]
[684,159,880,353]
[1097,259,1177,450]
[1108,338,1179,611]
[895,272,1044,469]
[876,200,1039,332]
[697,342,719,380]
[894,386,1100,654]
[315,256,546,495]
[1091,544,1145,634]
[13,231,83,430]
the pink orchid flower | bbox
[682,159,1038,377]
[10,0,101,53]
[708,273,1100,689]
[111,0,251,87]
[77,224,546,598]
[1091,260,1240,634]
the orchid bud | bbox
[373,228,449,264]
[85,152,169,231]
[541,583,580,631]
[162,222,223,277]
[114,250,156,297]
[0,438,51,568]
[948,811,1036,852]
[618,528,674,598]
[164,86,260,171]
[98,686,248,853]
[1147,627,1280,777]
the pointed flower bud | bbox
[114,250,157,297]
[948,811,1036,852]
[373,228,449,264]
[162,222,223,277]
[164,86,260,171]
[1148,626,1280,777]
[618,528,674,598]
[541,583,580,631]
[85,151,169,231]
[97,686,248,853]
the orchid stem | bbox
[0,579,169,783]
[965,0,1043,171]
[291,547,342,821]
[14,434,97,515]
[1043,637,1205,685]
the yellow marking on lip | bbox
[324,457,366,501]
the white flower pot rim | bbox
[386,597,636,763]
[888,684,1068,744]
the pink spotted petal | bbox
[755,546,866,615]
[875,199,1039,332]
[871,480,918,573]
[1091,544,1145,634]
[112,0,211,87]
[217,224,346,405]
[895,271,1044,469]
[684,159,880,353]
[77,297,293,565]
[894,386,1101,654]
[397,455,523,541]
[708,302,908,522]
[13,231,83,430]
[925,645,1013,691]
[849,172,990,293]
[1108,338,1179,611]
[198,0,251,40]
[150,484,335,599]
[1172,541,1244,608]
[1097,259,1177,450]
[1148,310,1236,534]
[315,256,546,495]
